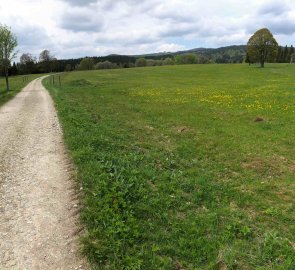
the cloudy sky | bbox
[0,0,294,59]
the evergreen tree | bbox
[276,46,282,63]
[290,45,294,63]
[283,45,289,63]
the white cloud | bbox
[62,0,97,6]
[60,7,105,32]
[156,43,186,53]
[1,0,294,59]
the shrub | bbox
[135,58,147,67]
[95,61,116,70]
[162,57,175,65]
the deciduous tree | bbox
[39,49,54,72]
[20,53,36,74]
[0,24,17,91]
[246,28,278,68]
[78,57,94,70]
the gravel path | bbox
[0,77,88,269]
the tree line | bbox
[1,24,295,81]
[16,44,294,74]
[12,51,248,73]
[276,45,294,63]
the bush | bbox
[162,58,175,66]
[146,59,156,66]
[95,61,116,70]
[135,58,147,67]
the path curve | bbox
[0,77,87,269]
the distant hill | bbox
[135,45,246,56]
[132,45,247,63]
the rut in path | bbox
[0,77,87,269]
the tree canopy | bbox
[246,28,278,68]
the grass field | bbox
[45,64,295,270]
[0,74,43,106]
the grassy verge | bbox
[44,64,295,270]
[0,74,43,107]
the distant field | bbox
[0,74,42,106]
[45,64,295,270]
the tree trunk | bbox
[5,67,10,91]
[260,60,265,68]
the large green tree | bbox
[0,24,17,91]
[246,28,278,68]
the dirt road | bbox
[0,77,87,269]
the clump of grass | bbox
[44,65,295,269]
[68,79,93,87]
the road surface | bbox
[0,77,87,269]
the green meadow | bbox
[45,64,295,270]
[0,74,42,106]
